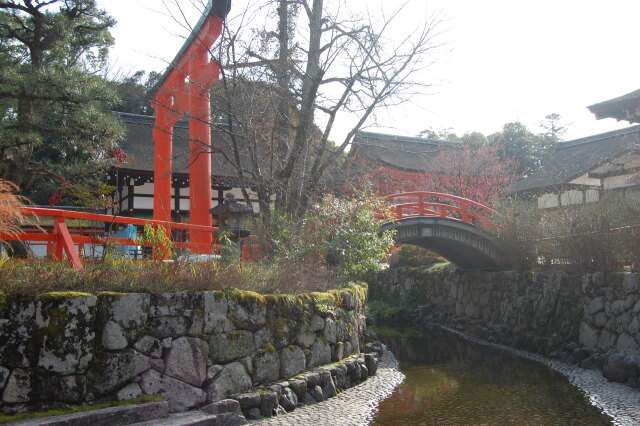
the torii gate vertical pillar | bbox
[150,0,229,254]
[188,44,220,251]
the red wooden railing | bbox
[385,192,498,229]
[0,207,220,270]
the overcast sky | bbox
[100,0,640,142]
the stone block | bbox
[201,398,241,415]
[279,346,305,379]
[89,349,150,395]
[611,300,626,316]
[288,379,307,399]
[2,368,35,404]
[227,294,266,331]
[204,292,233,334]
[245,407,261,420]
[117,382,142,401]
[319,370,336,399]
[208,331,254,364]
[323,318,337,344]
[264,317,297,348]
[139,369,206,412]
[165,337,209,387]
[628,316,640,336]
[589,296,605,315]
[332,341,344,362]
[603,350,639,383]
[252,351,280,385]
[309,315,324,332]
[625,294,638,311]
[278,387,297,411]
[623,274,638,293]
[0,366,9,390]
[98,293,149,350]
[5,401,169,426]
[296,330,316,349]
[147,316,189,339]
[134,336,163,358]
[35,294,97,375]
[306,341,331,368]
[616,333,640,352]
[364,353,378,376]
[205,361,252,402]
[594,312,607,328]
[150,291,203,318]
[41,374,86,403]
[234,392,261,411]
[260,391,278,417]
[597,329,618,352]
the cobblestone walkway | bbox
[442,326,640,426]
[254,347,405,426]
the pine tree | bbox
[0,0,122,202]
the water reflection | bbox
[372,327,611,425]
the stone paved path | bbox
[253,347,405,426]
[442,326,640,426]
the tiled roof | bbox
[114,112,258,186]
[588,89,640,123]
[508,125,640,194]
[350,131,460,173]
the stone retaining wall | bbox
[0,285,368,416]
[371,269,640,386]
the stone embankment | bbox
[371,269,640,388]
[0,284,369,422]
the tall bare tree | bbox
[165,0,444,219]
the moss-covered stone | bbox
[227,290,266,331]
[0,291,7,318]
[34,293,97,375]
[265,317,297,348]
[208,331,254,364]
[263,343,276,354]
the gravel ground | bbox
[441,326,640,426]
[253,347,405,426]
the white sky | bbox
[100,0,640,142]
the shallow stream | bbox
[371,326,612,425]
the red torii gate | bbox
[150,0,230,253]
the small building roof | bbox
[508,125,640,194]
[588,89,640,123]
[349,131,460,173]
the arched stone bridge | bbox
[381,192,508,270]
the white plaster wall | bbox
[585,189,600,203]
[537,193,559,209]
[604,174,633,190]
[560,190,583,206]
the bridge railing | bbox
[0,207,221,270]
[386,191,498,229]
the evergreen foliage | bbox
[0,0,123,202]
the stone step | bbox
[11,401,169,426]
[130,410,246,426]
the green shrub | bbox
[254,187,395,281]
[394,245,447,268]
[366,300,413,325]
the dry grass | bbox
[0,179,30,239]
[0,258,339,296]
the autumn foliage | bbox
[358,143,518,206]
